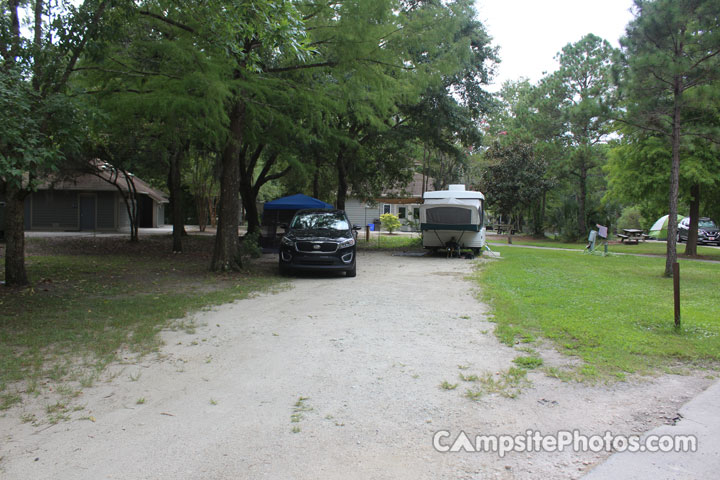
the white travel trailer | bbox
[420,184,486,254]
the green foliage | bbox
[282,0,498,204]
[617,206,646,231]
[239,231,263,262]
[618,0,720,273]
[182,152,220,231]
[545,34,618,235]
[619,0,720,137]
[604,135,670,220]
[380,213,402,234]
[0,70,49,188]
[480,140,554,222]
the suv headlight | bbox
[281,236,294,247]
[338,237,355,249]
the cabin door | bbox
[79,194,96,231]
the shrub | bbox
[617,206,646,231]
[380,213,402,234]
[239,231,263,262]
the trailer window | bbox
[425,207,472,225]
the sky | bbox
[475,0,636,91]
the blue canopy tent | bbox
[263,194,333,211]
[260,194,334,252]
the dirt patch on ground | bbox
[0,250,710,479]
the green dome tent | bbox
[648,214,685,240]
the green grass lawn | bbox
[487,236,720,261]
[474,246,720,380]
[0,235,283,412]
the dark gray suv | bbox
[677,217,720,245]
[279,209,359,277]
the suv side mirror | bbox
[352,224,362,231]
[279,224,288,230]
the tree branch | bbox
[54,0,110,94]
[689,48,720,71]
[259,165,291,187]
[138,10,196,34]
[72,65,181,80]
[683,131,720,146]
[265,61,337,73]
[252,152,283,197]
[359,58,415,70]
[6,0,21,64]
[248,144,265,175]
[33,0,43,47]
[77,88,155,96]
[613,116,670,137]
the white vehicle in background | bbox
[419,184,486,255]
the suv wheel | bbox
[346,263,357,278]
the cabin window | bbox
[413,207,420,219]
[398,207,406,219]
[383,204,391,214]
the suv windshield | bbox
[291,212,350,231]
[699,219,718,229]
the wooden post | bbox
[673,262,681,329]
[365,225,370,242]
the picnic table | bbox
[617,228,645,244]
[495,223,516,235]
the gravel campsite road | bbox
[0,250,710,479]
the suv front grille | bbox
[296,241,338,253]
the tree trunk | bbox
[312,156,321,200]
[196,194,207,232]
[539,191,547,237]
[684,183,700,257]
[665,81,681,277]
[211,100,244,272]
[239,179,261,236]
[208,197,218,228]
[577,163,588,237]
[169,150,184,253]
[3,183,28,286]
[124,174,139,243]
[336,151,347,210]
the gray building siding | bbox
[96,191,116,229]
[31,190,78,229]
[21,190,119,231]
[157,203,165,226]
[116,197,132,231]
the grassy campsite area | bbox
[487,236,720,261]
[0,235,283,411]
[474,245,720,380]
